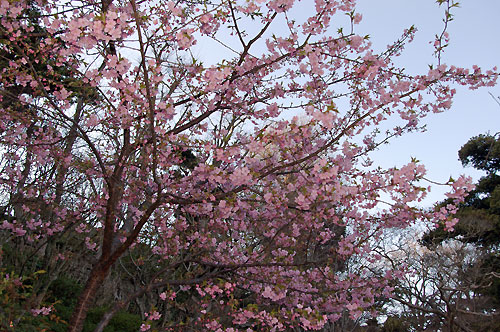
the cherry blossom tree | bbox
[0,0,497,331]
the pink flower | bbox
[229,167,251,186]
[444,218,458,232]
[353,13,363,24]
[261,286,286,301]
[149,311,161,320]
[176,29,194,49]
[31,306,52,316]
[350,35,363,49]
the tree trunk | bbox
[67,261,111,332]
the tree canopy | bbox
[0,0,497,331]
[458,134,500,174]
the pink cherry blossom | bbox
[0,1,496,331]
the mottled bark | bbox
[67,261,112,332]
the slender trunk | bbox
[67,261,111,332]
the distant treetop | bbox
[458,133,500,173]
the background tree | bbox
[423,133,500,310]
[0,0,497,332]
[381,233,498,332]
[382,134,500,332]
[424,133,500,245]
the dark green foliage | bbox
[180,149,198,170]
[458,133,500,173]
[464,174,500,210]
[48,277,83,307]
[82,307,141,332]
[380,316,410,332]
[107,310,142,332]
[83,307,109,332]
[422,207,500,247]
[0,269,64,332]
